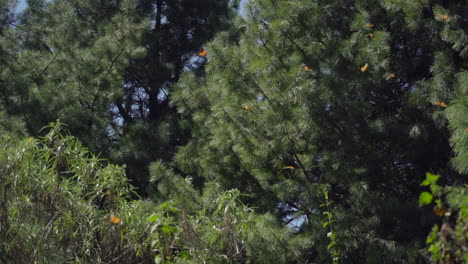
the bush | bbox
[0,122,153,263]
[420,173,468,263]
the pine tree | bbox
[0,0,28,135]
[109,0,239,194]
[172,0,468,262]
[1,0,467,262]
[0,0,237,194]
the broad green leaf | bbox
[160,202,169,210]
[421,172,440,186]
[419,192,433,205]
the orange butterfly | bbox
[242,105,249,110]
[304,66,313,71]
[365,23,374,28]
[386,73,396,80]
[367,33,374,39]
[438,14,451,22]
[434,101,447,108]
[360,63,368,72]
[110,214,122,224]
[464,128,468,132]
[283,166,295,169]
[198,50,208,57]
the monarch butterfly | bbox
[434,101,447,108]
[386,73,395,80]
[283,166,295,169]
[360,63,368,72]
[198,50,208,57]
[110,214,122,224]
[365,23,374,28]
[367,33,374,39]
[438,14,451,22]
[304,66,313,71]
[242,105,249,110]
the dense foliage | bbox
[172,0,468,262]
[0,123,153,263]
[0,0,467,263]
[0,0,237,193]
[0,124,302,263]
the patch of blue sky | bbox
[15,0,27,12]
[15,0,52,13]
[239,0,249,17]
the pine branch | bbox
[37,48,62,77]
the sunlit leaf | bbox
[147,214,159,222]
[419,192,433,205]
[421,172,440,186]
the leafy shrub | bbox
[420,173,468,263]
[0,122,154,263]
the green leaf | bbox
[430,185,443,196]
[421,172,440,186]
[180,250,190,259]
[147,214,159,222]
[327,241,336,250]
[323,211,332,218]
[154,255,163,264]
[426,226,439,244]
[419,192,433,205]
[161,225,176,235]
[169,206,178,213]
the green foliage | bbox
[0,125,307,263]
[420,173,468,263]
[445,72,468,174]
[147,162,310,263]
[172,0,468,262]
[0,123,154,263]
[321,192,340,264]
[0,0,237,194]
[0,0,467,263]
[420,192,434,206]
